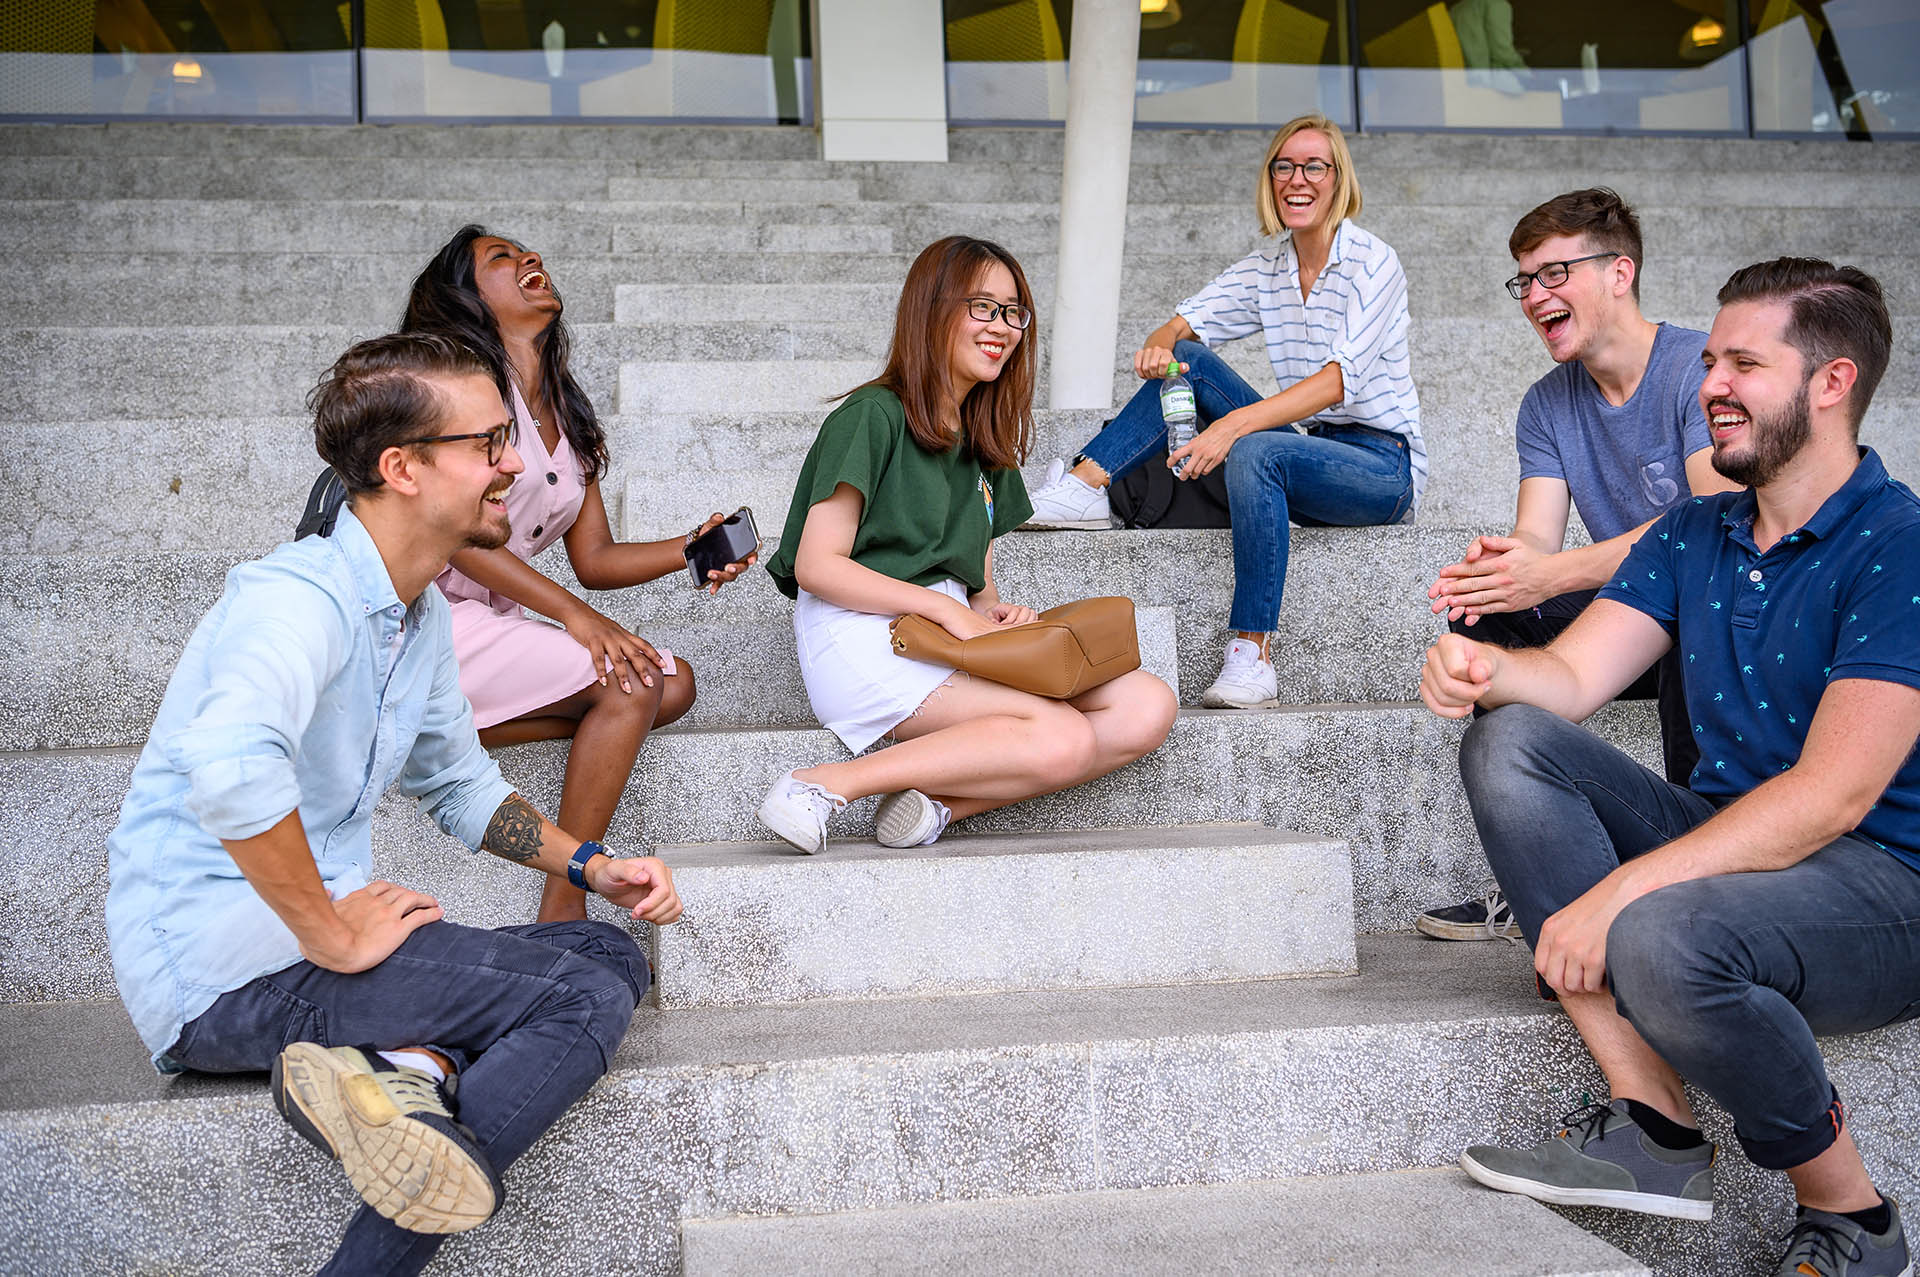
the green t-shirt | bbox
[768,384,1033,600]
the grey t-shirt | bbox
[1515,322,1711,543]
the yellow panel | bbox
[3,0,95,52]
[947,0,1063,63]
[655,0,776,56]
[365,0,449,50]
[1233,0,1331,66]
[1362,3,1463,71]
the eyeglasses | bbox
[1504,252,1621,300]
[964,297,1032,330]
[1270,158,1334,183]
[411,420,514,465]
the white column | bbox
[1048,0,1139,410]
[812,0,948,162]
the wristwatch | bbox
[567,840,606,893]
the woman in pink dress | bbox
[404,224,753,922]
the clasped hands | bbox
[1426,535,1558,623]
[940,599,1039,641]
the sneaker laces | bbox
[1776,1214,1866,1275]
[1218,639,1266,683]
[791,779,846,830]
[1477,879,1521,945]
[376,1065,453,1119]
[1555,1098,1617,1149]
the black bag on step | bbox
[1107,446,1232,529]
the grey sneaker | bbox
[1460,1098,1715,1220]
[1774,1199,1911,1277]
[272,1043,501,1235]
[874,789,953,848]
[1416,878,1523,941]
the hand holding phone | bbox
[685,507,760,590]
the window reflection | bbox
[1358,0,1747,133]
[944,0,1353,127]
[1751,0,1918,137]
[0,0,352,119]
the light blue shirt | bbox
[1176,218,1427,510]
[105,507,515,1069]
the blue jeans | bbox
[1078,339,1414,633]
[166,919,650,1276]
[1461,704,1920,1169]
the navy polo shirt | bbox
[1599,448,1920,872]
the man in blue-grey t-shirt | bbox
[1423,259,1916,1277]
[1420,188,1737,940]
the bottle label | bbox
[1161,385,1195,418]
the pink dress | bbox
[435,384,667,728]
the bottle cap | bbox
[1165,360,1179,376]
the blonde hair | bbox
[1255,114,1361,237]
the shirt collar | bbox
[1280,218,1351,269]
[1719,447,1888,545]
[331,504,407,618]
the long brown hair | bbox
[850,236,1035,471]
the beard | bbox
[466,493,512,550]
[1710,381,1811,488]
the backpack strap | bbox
[295,467,348,540]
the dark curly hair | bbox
[400,224,609,481]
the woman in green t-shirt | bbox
[759,236,1177,855]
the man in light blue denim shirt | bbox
[105,333,684,1276]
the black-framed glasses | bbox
[411,420,514,465]
[1270,158,1334,182]
[964,297,1032,330]
[1505,252,1621,299]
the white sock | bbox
[378,1049,447,1083]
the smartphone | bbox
[686,507,760,587]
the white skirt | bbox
[795,579,967,752]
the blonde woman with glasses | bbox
[1024,114,1426,709]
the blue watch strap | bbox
[567,841,605,892]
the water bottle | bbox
[1160,359,1197,477]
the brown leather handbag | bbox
[887,597,1140,699]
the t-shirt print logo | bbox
[1640,456,1681,508]
[979,474,994,525]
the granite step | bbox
[650,823,1355,1009]
[2,525,1473,748]
[678,1167,1647,1276]
[12,250,1918,330]
[0,702,1662,1004]
[1,935,1909,1276]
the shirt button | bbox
[532,525,544,538]
[547,472,558,485]
[1749,569,1764,583]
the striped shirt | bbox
[1176,219,1426,510]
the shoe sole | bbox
[1019,517,1113,530]
[1199,690,1280,709]
[874,790,938,848]
[1414,915,1523,942]
[272,1043,497,1234]
[1459,1149,1713,1220]
[758,791,826,854]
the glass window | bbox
[1357,0,1746,134]
[1,0,353,120]
[945,0,1353,127]
[361,0,813,123]
[1750,0,1920,137]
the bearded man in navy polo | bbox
[1421,258,1916,1277]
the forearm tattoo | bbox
[482,794,543,862]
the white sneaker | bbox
[873,789,953,848]
[758,771,847,854]
[1200,638,1279,708]
[1022,458,1113,530]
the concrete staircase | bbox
[2,122,1917,1275]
